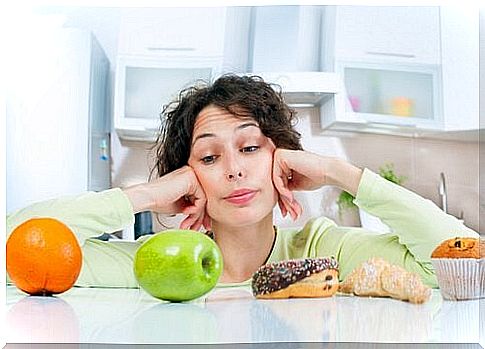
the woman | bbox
[6,75,478,288]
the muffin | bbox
[431,237,484,300]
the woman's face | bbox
[187,105,278,227]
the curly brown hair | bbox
[150,74,303,180]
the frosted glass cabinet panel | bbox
[114,55,221,141]
[124,67,212,120]
[336,62,442,130]
[344,68,434,119]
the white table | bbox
[5,285,484,346]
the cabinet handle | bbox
[146,47,196,52]
[365,51,416,59]
[366,121,417,129]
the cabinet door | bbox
[440,6,479,131]
[333,61,443,131]
[118,8,226,57]
[113,55,220,142]
[334,6,441,65]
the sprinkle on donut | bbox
[251,257,339,296]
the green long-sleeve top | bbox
[6,168,479,289]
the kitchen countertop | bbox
[5,285,484,345]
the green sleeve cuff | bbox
[353,168,380,209]
[105,188,135,229]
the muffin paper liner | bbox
[431,258,484,301]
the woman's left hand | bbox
[272,149,363,221]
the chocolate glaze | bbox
[251,257,339,296]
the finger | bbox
[188,192,208,231]
[272,157,286,193]
[188,178,207,209]
[188,193,208,227]
[273,155,295,197]
[273,173,295,205]
[202,211,212,231]
[179,214,198,230]
[179,217,190,230]
[181,181,208,230]
[179,220,188,230]
[281,195,297,220]
[192,212,206,231]
[292,199,303,220]
[280,176,296,204]
[191,195,206,214]
[181,205,199,216]
[282,196,298,220]
[278,197,287,218]
[283,194,302,220]
[272,151,299,219]
[288,205,297,220]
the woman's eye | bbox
[201,155,217,164]
[241,146,259,153]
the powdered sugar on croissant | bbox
[339,257,431,304]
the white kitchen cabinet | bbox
[321,60,443,133]
[320,6,443,135]
[114,55,221,141]
[114,7,235,141]
[440,6,479,132]
[331,6,441,65]
[118,7,227,58]
[322,5,479,138]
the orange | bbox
[6,218,82,296]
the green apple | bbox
[133,229,223,302]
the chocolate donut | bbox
[251,257,339,299]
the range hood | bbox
[236,6,345,108]
[249,72,344,108]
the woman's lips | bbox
[224,191,258,205]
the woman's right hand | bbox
[122,166,210,231]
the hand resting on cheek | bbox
[272,149,362,221]
[123,165,211,231]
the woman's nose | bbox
[224,155,244,182]
[225,170,243,181]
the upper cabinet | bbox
[114,55,221,142]
[440,6,479,132]
[321,5,479,138]
[118,7,227,58]
[113,6,334,141]
[115,8,228,141]
[112,6,479,141]
[332,6,441,65]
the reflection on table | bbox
[6,285,482,344]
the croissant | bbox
[339,257,431,304]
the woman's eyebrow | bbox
[191,122,259,147]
